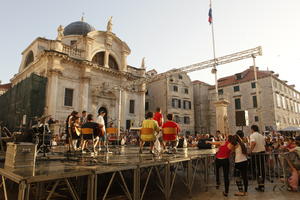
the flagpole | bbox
[210,0,219,101]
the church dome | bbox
[63,21,95,36]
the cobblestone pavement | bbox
[146,184,299,200]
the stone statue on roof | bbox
[56,25,64,40]
[107,16,113,32]
[141,57,146,69]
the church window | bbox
[129,100,135,114]
[92,52,105,66]
[64,88,74,107]
[108,55,119,70]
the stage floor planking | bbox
[0,146,216,184]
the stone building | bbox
[10,18,146,130]
[208,66,300,135]
[146,70,195,135]
[192,80,211,134]
[0,83,11,96]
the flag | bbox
[208,7,213,24]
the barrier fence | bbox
[204,151,300,193]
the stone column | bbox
[120,90,126,129]
[214,100,230,135]
[47,70,60,118]
[121,51,128,72]
[138,84,146,124]
[104,50,109,68]
[80,77,90,112]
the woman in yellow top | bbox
[140,112,160,154]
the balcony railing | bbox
[62,44,85,59]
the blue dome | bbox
[63,21,95,36]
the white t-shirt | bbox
[250,132,266,153]
[96,115,106,132]
[235,144,248,163]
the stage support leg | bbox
[133,167,140,200]
[18,181,26,200]
[187,160,192,197]
[1,176,8,200]
[164,163,170,200]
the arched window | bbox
[92,52,105,66]
[24,51,34,68]
[91,52,119,70]
[108,55,119,70]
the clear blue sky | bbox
[1,0,300,89]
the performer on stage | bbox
[80,110,87,124]
[153,107,163,127]
[70,116,81,150]
[81,114,100,153]
[95,111,106,151]
[66,111,79,151]
[162,113,180,153]
[153,107,165,149]
[141,112,160,154]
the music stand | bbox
[36,116,51,157]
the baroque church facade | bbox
[11,17,146,130]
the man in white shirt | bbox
[250,125,266,192]
[95,111,106,150]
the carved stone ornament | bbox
[56,25,64,40]
[92,82,117,102]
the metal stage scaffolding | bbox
[0,147,216,200]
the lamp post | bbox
[252,54,263,132]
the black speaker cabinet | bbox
[235,110,249,126]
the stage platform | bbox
[0,146,216,200]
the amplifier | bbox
[4,142,37,169]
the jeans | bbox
[215,158,230,193]
[251,152,265,189]
[235,160,248,192]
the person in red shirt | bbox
[162,113,180,153]
[153,107,164,127]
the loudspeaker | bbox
[235,110,249,126]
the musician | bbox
[162,114,180,153]
[141,112,160,154]
[153,107,165,150]
[66,111,79,151]
[153,107,164,127]
[95,111,106,151]
[80,111,87,124]
[81,114,100,153]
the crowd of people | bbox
[205,125,300,196]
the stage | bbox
[0,146,216,200]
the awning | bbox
[279,126,300,132]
